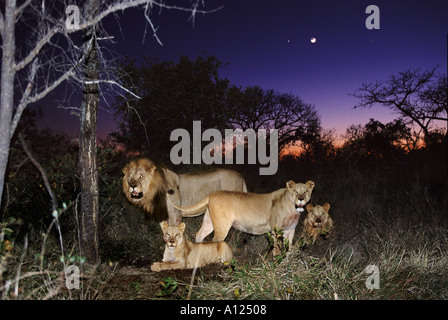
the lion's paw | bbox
[150,262,162,272]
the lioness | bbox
[303,203,333,240]
[167,180,315,255]
[150,221,233,271]
[122,158,247,224]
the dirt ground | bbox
[97,250,257,300]
[96,230,335,300]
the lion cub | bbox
[151,221,233,272]
[303,203,334,240]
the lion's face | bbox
[305,203,331,228]
[286,180,315,212]
[122,159,156,204]
[160,221,185,250]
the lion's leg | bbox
[282,212,300,252]
[166,191,182,225]
[195,209,214,242]
[151,260,185,272]
[217,242,233,264]
[211,218,233,242]
[283,229,295,251]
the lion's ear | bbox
[148,164,156,176]
[178,222,186,233]
[306,204,314,212]
[323,203,330,212]
[160,220,169,232]
[286,180,296,189]
[122,165,129,175]
[305,180,315,191]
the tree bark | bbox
[79,0,100,264]
[0,0,16,208]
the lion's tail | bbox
[242,180,248,193]
[166,190,210,217]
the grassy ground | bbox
[1,149,447,300]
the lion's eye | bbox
[139,174,143,179]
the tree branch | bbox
[10,59,39,140]
[82,79,142,99]
[26,67,76,107]
[14,0,222,72]
[0,10,4,37]
[18,133,58,213]
[14,0,32,17]
[14,24,62,72]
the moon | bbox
[310,37,317,44]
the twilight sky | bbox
[38,0,448,139]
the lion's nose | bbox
[315,218,322,224]
[298,195,304,201]
[129,182,137,188]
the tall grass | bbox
[1,141,446,299]
[188,151,448,300]
[190,212,448,300]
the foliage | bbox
[112,54,232,161]
[2,131,78,230]
[267,227,288,263]
[156,277,179,297]
[1,218,21,259]
[342,118,412,159]
[227,85,321,151]
[112,54,322,161]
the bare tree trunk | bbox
[0,0,216,216]
[0,0,16,207]
[79,0,100,264]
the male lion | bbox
[150,221,233,271]
[122,158,247,224]
[303,203,333,241]
[167,180,315,255]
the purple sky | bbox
[38,0,448,139]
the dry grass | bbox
[1,150,447,300]
[189,219,448,300]
[182,158,448,300]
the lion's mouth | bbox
[295,203,305,212]
[313,218,323,228]
[130,190,143,199]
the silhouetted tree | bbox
[342,118,411,159]
[113,59,321,161]
[300,129,336,160]
[228,86,321,153]
[353,68,447,145]
[113,55,232,159]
